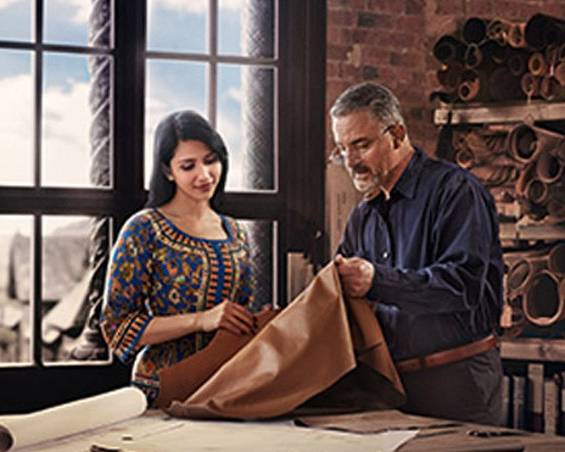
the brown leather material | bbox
[161,262,405,420]
[395,335,497,374]
[154,309,280,409]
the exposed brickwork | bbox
[325,0,565,155]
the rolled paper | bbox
[536,150,564,183]
[521,72,541,98]
[463,17,488,44]
[528,52,547,77]
[487,19,511,45]
[507,256,547,298]
[509,123,565,164]
[548,243,565,276]
[526,14,565,50]
[0,387,147,452]
[433,35,466,63]
[464,43,483,69]
[540,75,565,101]
[523,270,564,327]
[507,23,527,48]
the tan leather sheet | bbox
[158,262,405,420]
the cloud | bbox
[227,87,243,102]
[0,72,93,187]
[66,0,92,24]
[0,74,33,186]
[0,0,19,10]
[1,68,246,193]
[42,80,92,186]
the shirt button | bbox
[382,251,389,259]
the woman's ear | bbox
[161,163,174,181]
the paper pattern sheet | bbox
[16,410,418,452]
[0,387,146,451]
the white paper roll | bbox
[0,386,147,451]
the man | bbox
[331,82,504,425]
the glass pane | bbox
[147,0,207,53]
[42,53,112,188]
[0,215,33,364]
[145,60,207,187]
[0,0,32,42]
[240,220,275,309]
[44,0,112,47]
[218,0,275,58]
[42,215,109,363]
[0,50,33,186]
[218,64,275,191]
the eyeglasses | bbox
[329,125,395,165]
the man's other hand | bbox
[334,254,374,298]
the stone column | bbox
[70,0,111,360]
[241,1,275,308]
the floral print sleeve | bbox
[100,212,154,364]
[232,221,259,313]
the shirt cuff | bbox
[106,312,152,363]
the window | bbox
[0,0,325,412]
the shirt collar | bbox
[391,146,426,200]
[359,146,426,212]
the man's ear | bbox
[390,124,406,149]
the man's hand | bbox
[334,254,375,298]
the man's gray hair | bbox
[330,82,405,126]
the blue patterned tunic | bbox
[100,208,256,403]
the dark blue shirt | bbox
[337,147,503,361]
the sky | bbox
[0,0,276,201]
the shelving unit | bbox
[500,220,565,242]
[434,100,565,409]
[501,338,565,362]
[434,100,565,125]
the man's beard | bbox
[351,166,390,201]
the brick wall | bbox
[326,0,565,155]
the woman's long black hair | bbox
[145,110,229,210]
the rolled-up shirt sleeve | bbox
[100,216,154,363]
[366,176,499,316]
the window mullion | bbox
[31,213,43,365]
[33,0,43,189]
[31,0,44,366]
[208,0,218,126]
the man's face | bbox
[331,110,396,199]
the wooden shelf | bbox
[499,220,565,242]
[434,100,565,125]
[501,338,565,362]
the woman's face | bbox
[167,140,222,204]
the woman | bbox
[100,110,258,405]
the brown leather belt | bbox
[395,335,497,374]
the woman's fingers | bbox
[220,314,253,335]
[229,303,256,327]
[219,301,256,335]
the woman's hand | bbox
[200,300,257,335]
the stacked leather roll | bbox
[447,124,565,333]
[509,123,565,222]
[432,14,565,103]
[504,243,565,328]
[449,127,519,216]
[447,123,565,223]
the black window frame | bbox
[0,0,325,412]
